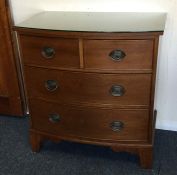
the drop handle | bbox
[110,121,124,132]
[110,85,125,97]
[41,47,55,59]
[45,80,59,92]
[49,114,61,123]
[109,49,126,61]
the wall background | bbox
[10,0,177,131]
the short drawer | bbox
[19,35,80,68]
[24,67,151,107]
[83,39,153,70]
[30,99,149,141]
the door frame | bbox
[0,0,23,116]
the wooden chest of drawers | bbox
[14,12,166,168]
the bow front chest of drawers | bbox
[14,12,166,168]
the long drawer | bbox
[24,66,152,107]
[83,39,153,70]
[19,35,80,68]
[29,99,149,141]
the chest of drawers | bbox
[14,12,166,169]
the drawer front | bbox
[84,39,153,70]
[24,67,151,107]
[19,35,80,68]
[30,99,149,141]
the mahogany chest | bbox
[14,12,166,168]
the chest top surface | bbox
[15,11,166,32]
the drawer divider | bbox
[79,38,84,69]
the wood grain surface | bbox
[24,66,152,107]
[19,35,80,68]
[84,39,153,70]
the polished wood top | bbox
[16,11,166,32]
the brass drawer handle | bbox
[45,80,58,92]
[110,121,124,132]
[110,85,125,97]
[41,47,55,59]
[109,49,126,61]
[49,114,61,123]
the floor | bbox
[0,115,177,175]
